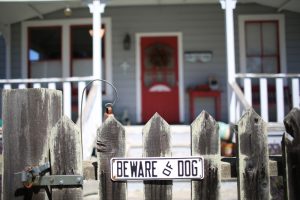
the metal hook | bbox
[79,79,119,159]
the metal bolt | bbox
[59,179,64,185]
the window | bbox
[28,26,62,78]
[23,18,112,98]
[245,21,279,73]
[71,24,106,93]
[239,15,286,74]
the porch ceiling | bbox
[0,0,299,25]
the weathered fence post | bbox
[191,111,220,200]
[237,108,270,200]
[282,107,300,200]
[2,88,62,200]
[97,116,126,200]
[49,116,83,199]
[143,113,172,200]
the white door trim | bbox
[238,14,287,73]
[135,32,184,123]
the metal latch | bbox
[16,162,83,188]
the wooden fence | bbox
[2,88,300,200]
[97,108,300,200]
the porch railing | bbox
[232,73,300,123]
[0,76,96,119]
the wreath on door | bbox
[148,44,172,68]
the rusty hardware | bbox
[104,103,114,119]
[16,162,83,188]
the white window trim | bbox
[238,14,287,73]
[135,32,185,123]
[21,17,113,99]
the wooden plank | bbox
[143,113,172,200]
[50,116,83,199]
[2,88,62,200]
[3,84,11,89]
[97,116,126,200]
[236,100,241,120]
[48,82,56,89]
[221,157,280,180]
[282,132,293,200]
[191,111,220,200]
[276,78,284,122]
[18,83,27,89]
[78,81,86,114]
[282,108,300,200]
[292,78,299,108]
[33,83,41,88]
[63,82,72,118]
[244,78,252,106]
[260,78,269,122]
[236,108,270,200]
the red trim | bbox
[70,24,106,77]
[188,88,221,122]
[70,24,92,76]
[245,20,280,73]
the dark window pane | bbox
[71,25,93,58]
[28,27,61,61]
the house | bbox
[0,0,299,158]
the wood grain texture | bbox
[2,88,62,200]
[282,108,300,200]
[50,116,83,199]
[237,109,270,200]
[191,111,220,200]
[143,113,172,200]
[282,132,293,200]
[97,116,126,200]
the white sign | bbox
[111,157,204,181]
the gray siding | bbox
[11,23,21,78]
[285,11,300,73]
[0,35,5,78]
[10,3,300,124]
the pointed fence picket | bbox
[282,108,300,200]
[191,111,220,200]
[236,109,270,200]
[50,116,83,199]
[143,113,172,200]
[97,116,126,200]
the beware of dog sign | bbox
[111,157,204,181]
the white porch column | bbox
[220,0,237,123]
[89,0,105,123]
[82,0,106,160]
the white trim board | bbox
[135,32,185,123]
[238,14,287,74]
[21,17,113,99]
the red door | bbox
[141,36,179,123]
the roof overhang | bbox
[0,0,299,25]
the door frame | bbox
[136,32,184,123]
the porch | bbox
[0,71,299,125]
